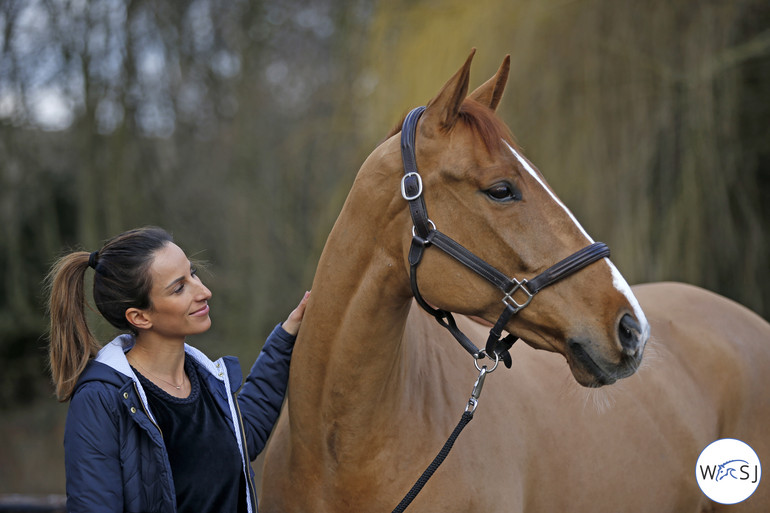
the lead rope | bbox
[390,412,473,513]
[391,360,494,513]
[393,106,611,512]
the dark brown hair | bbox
[46,226,173,401]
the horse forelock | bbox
[380,99,516,154]
[456,99,515,154]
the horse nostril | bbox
[618,314,641,355]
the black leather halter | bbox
[401,106,611,368]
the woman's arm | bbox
[279,290,310,336]
[64,383,124,512]
[237,291,309,459]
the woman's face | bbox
[142,242,212,340]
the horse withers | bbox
[260,50,770,512]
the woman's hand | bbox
[281,291,310,336]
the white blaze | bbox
[507,143,649,333]
[508,144,594,243]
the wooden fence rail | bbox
[0,495,65,513]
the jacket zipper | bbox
[234,391,259,513]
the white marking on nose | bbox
[507,142,650,337]
[610,263,650,338]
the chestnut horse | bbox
[260,51,770,512]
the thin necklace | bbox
[129,357,186,390]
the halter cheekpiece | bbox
[400,106,611,368]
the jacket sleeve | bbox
[64,382,124,512]
[237,323,295,460]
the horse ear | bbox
[468,55,510,111]
[423,48,476,132]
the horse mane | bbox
[381,98,516,154]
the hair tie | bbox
[88,251,99,270]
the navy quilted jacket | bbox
[63,324,295,513]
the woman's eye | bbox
[485,183,520,202]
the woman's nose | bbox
[196,280,212,300]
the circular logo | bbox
[696,438,762,504]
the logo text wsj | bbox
[699,459,759,484]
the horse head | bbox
[716,460,749,481]
[392,50,650,387]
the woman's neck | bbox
[127,333,188,395]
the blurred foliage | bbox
[0,0,376,408]
[0,0,768,494]
[362,0,770,315]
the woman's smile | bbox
[190,303,210,317]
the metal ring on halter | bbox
[411,219,437,238]
[475,351,499,373]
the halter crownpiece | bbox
[400,106,610,367]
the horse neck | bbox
[288,150,417,445]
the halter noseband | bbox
[400,106,611,368]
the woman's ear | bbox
[126,308,152,331]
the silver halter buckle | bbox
[401,172,423,201]
[503,279,534,313]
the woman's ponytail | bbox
[46,251,101,402]
[46,226,174,401]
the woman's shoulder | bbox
[71,359,132,405]
[67,366,132,432]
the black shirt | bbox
[134,355,248,513]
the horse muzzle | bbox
[566,322,647,387]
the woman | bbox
[47,226,309,513]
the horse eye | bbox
[485,182,520,202]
